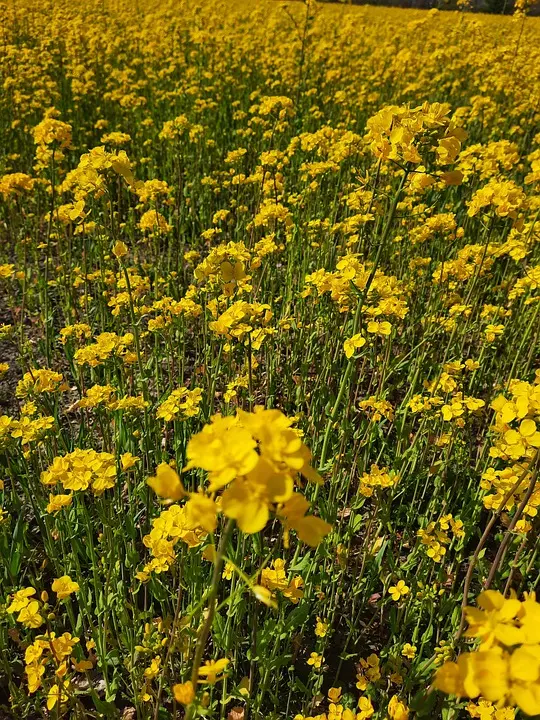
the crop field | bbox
[0,0,540,718]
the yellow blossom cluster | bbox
[156,387,203,422]
[359,464,399,497]
[16,369,67,398]
[479,377,540,528]
[259,559,304,604]
[436,591,540,715]
[138,498,207,580]
[41,449,116,496]
[74,332,135,367]
[304,254,408,317]
[417,514,465,562]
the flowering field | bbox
[1,0,540,718]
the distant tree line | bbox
[317,0,539,14]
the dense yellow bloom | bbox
[16,369,66,398]
[33,113,72,148]
[77,384,116,409]
[482,378,540,523]
[355,654,380,691]
[41,449,116,494]
[436,591,540,715]
[358,397,394,423]
[139,209,171,234]
[260,559,304,603]
[1,0,540,715]
[360,464,399,496]
[156,387,202,421]
[0,173,35,197]
[139,503,207,579]
[468,179,527,221]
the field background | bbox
[0,0,540,718]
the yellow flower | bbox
[72,658,93,672]
[484,324,505,343]
[26,660,46,693]
[139,209,171,234]
[283,575,304,604]
[367,320,392,336]
[197,658,229,684]
[172,680,195,705]
[388,695,409,720]
[16,369,66,398]
[185,493,218,533]
[222,562,234,580]
[147,463,185,501]
[17,600,44,628]
[157,387,203,422]
[435,591,540,715]
[7,586,36,613]
[279,493,332,547]
[464,590,523,648]
[328,687,342,702]
[307,652,323,669]
[185,414,259,490]
[315,616,329,637]
[121,452,139,470]
[402,643,417,659]
[252,585,278,608]
[357,696,374,719]
[344,333,366,359]
[52,575,80,600]
[51,632,79,660]
[112,240,128,258]
[389,580,410,601]
[46,681,69,711]
[144,656,161,679]
[46,493,73,514]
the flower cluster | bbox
[146,408,331,547]
[259,558,304,604]
[156,387,203,422]
[304,253,408,316]
[138,496,207,580]
[16,369,66,398]
[417,514,465,562]
[435,590,540,715]
[74,332,135,367]
[41,449,116,496]
[365,101,466,185]
[481,377,540,530]
[358,396,395,422]
[359,464,399,497]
